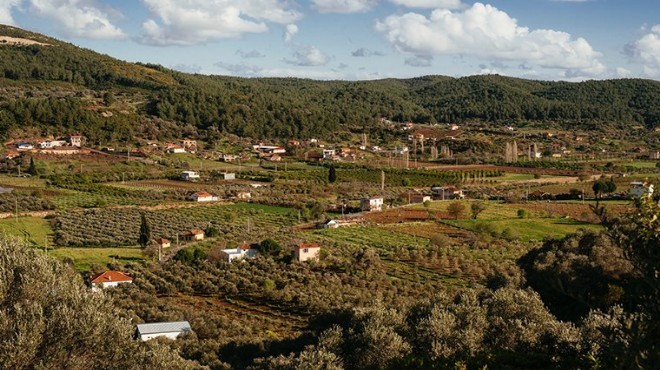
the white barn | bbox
[135,321,192,341]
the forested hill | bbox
[1,25,659,142]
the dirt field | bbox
[363,207,449,223]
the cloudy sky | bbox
[1,0,659,81]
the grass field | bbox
[0,216,53,246]
[443,217,602,241]
[49,247,144,271]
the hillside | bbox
[1,25,659,142]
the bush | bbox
[517,209,528,219]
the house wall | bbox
[296,247,320,262]
[139,332,183,341]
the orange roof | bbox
[190,229,204,235]
[157,238,170,244]
[239,242,251,250]
[194,192,213,197]
[90,271,132,284]
[295,243,320,250]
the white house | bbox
[181,171,200,181]
[220,172,235,180]
[181,229,205,241]
[167,145,186,154]
[189,192,218,202]
[322,149,336,159]
[236,191,252,199]
[294,243,321,262]
[39,140,67,149]
[90,271,133,292]
[15,142,34,150]
[68,134,83,147]
[221,243,258,262]
[360,196,384,212]
[135,321,192,341]
[629,182,654,198]
[393,146,409,155]
[431,186,465,200]
[321,219,340,229]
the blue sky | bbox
[1,0,659,81]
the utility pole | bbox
[17,164,21,177]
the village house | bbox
[181,170,200,181]
[264,154,282,162]
[319,219,340,229]
[410,194,431,204]
[393,146,409,155]
[361,196,384,212]
[629,182,654,198]
[220,172,235,180]
[189,191,218,202]
[182,139,197,152]
[649,150,660,160]
[431,186,465,200]
[89,271,133,292]
[294,243,321,262]
[181,229,205,241]
[39,139,67,149]
[68,134,83,147]
[322,149,336,159]
[157,238,171,249]
[135,321,192,341]
[236,191,251,200]
[167,144,186,154]
[220,242,258,262]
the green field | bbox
[0,216,53,247]
[444,217,602,241]
[49,247,144,271]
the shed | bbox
[135,321,192,341]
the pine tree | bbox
[138,213,151,248]
[328,164,337,183]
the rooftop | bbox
[136,321,192,335]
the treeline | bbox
[1,25,660,142]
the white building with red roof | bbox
[90,271,133,292]
[221,242,258,262]
[294,243,321,262]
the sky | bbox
[1,0,659,81]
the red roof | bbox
[157,238,170,244]
[194,192,213,197]
[90,271,133,284]
[238,242,251,250]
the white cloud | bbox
[312,0,377,13]
[405,54,432,66]
[27,0,126,39]
[0,0,21,25]
[236,49,265,58]
[285,45,331,66]
[284,23,298,43]
[215,61,264,76]
[624,25,660,78]
[389,0,463,9]
[351,47,385,57]
[140,0,302,45]
[375,2,605,77]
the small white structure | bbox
[190,191,218,202]
[181,171,200,181]
[321,219,339,229]
[221,243,258,262]
[136,321,192,341]
[167,145,186,154]
[90,271,133,292]
[361,196,384,212]
[68,134,83,147]
[393,146,409,155]
[15,142,34,150]
[157,238,171,249]
[450,124,460,131]
[294,243,321,262]
[39,140,67,149]
[237,191,252,199]
[220,154,238,162]
[220,172,236,180]
[322,149,336,159]
[181,229,205,241]
[629,182,654,198]
[431,186,465,200]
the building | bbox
[294,243,321,262]
[361,196,384,212]
[135,321,192,341]
[410,194,431,204]
[629,182,654,198]
[220,154,238,162]
[156,238,171,249]
[221,243,258,262]
[39,140,67,149]
[189,192,218,202]
[181,229,205,241]
[236,191,251,200]
[431,186,465,200]
[220,172,236,180]
[320,219,340,229]
[649,150,660,160]
[264,154,282,162]
[3,150,20,160]
[182,139,197,152]
[322,149,336,159]
[181,171,200,181]
[15,142,34,150]
[89,271,133,292]
[68,134,83,147]
[167,145,186,154]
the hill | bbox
[1,25,659,143]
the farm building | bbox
[68,134,83,147]
[135,321,192,341]
[629,182,654,198]
[294,243,321,262]
[431,186,465,200]
[157,238,171,249]
[39,140,67,148]
[320,219,340,229]
[220,172,236,180]
[190,192,219,202]
[181,229,205,241]
[410,194,431,204]
[361,196,384,212]
[89,271,133,292]
[167,145,186,154]
[220,242,258,262]
[181,171,200,181]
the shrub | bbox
[517,209,528,219]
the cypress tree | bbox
[328,164,337,183]
[138,213,151,248]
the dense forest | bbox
[1,25,660,142]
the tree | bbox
[470,201,486,219]
[27,157,37,176]
[137,212,151,248]
[259,238,281,257]
[447,201,466,219]
[0,236,196,369]
[328,164,337,183]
